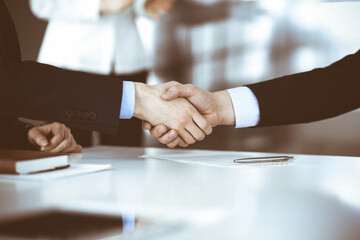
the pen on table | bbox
[233,156,294,163]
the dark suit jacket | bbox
[0,0,123,140]
[247,50,360,127]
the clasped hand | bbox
[134,81,235,148]
[133,82,213,147]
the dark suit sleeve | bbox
[246,50,360,127]
[0,0,123,134]
[0,61,123,134]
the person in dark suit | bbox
[144,50,360,148]
[0,0,212,150]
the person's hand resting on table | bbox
[27,122,82,153]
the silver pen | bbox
[233,156,294,163]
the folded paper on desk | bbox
[141,152,295,169]
[0,164,111,182]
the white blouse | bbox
[30,0,151,75]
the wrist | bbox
[133,82,147,120]
[213,91,235,126]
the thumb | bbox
[161,86,180,100]
[28,127,49,147]
[162,84,197,100]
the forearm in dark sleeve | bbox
[1,61,123,134]
[247,50,360,127]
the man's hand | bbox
[143,84,236,148]
[27,122,82,153]
[144,0,175,19]
[100,0,134,14]
[134,82,212,146]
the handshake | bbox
[134,81,236,148]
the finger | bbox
[170,137,188,148]
[49,132,73,153]
[185,123,205,142]
[177,138,189,147]
[157,129,179,145]
[73,144,83,153]
[43,125,67,151]
[178,128,196,145]
[192,113,213,136]
[166,137,179,148]
[64,139,83,153]
[162,84,198,100]
[142,121,152,130]
[59,133,82,153]
[150,124,169,138]
[27,127,49,148]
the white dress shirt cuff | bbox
[119,81,135,119]
[227,87,260,128]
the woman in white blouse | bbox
[30,0,174,146]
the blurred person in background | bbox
[30,0,175,147]
[1,0,208,153]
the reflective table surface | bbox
[1,146,360,240]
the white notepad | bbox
[0,149,69,174]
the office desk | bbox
[0,146,360,240]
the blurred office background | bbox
[5,0,360,156]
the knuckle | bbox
[63,139,70,147]
[169,81,178,85]
[179,115,191,126]
[185,84,196,92]
[186,108,194,116]
[54,122,65,129]
[179,119,187,127]
[174,122,183,130]
[35,136,43,141]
